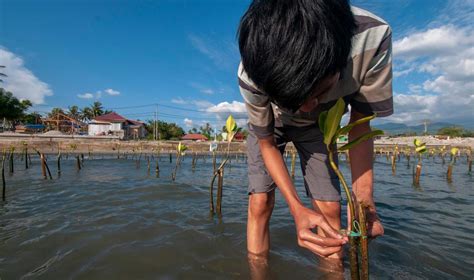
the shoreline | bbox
[0,134,472,154]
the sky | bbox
[1,0,473,130]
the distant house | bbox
[234,132,246,142]
[15,124,46,134]
[181,133,208,141]
[88,112,146,139]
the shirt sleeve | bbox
[350,26,393,117]
[238,63,274,138]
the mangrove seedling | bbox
[447,147,458,182]
[209,115,237,216]
[319,98,383,280]
[413,139,427,186]
[171,142,187,181]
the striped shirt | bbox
[238,6,393,139]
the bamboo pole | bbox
[2,151,6,201]
[8,147,14,174]
[358,203,369,280]
[447,165,453,182]
[290,151,296,179]
[216,168,224,216]
[76,155,81,170]
[25,146,29,169]
[40,153,47,179]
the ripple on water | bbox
[0,157,473,279]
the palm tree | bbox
[67,105,81,120]
[80,107,94,122]
[90,101,104,117]
[48,108,65,119]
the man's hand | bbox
[347,197,384,239]
[348,110,384,239]
[365,206,384,238]
[292,205,347,257]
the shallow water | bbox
[1,154,473,279]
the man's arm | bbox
[258,136,347,256]
[348,110,384,237]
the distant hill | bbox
[374,122,462,135]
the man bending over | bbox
[238,0,392,262]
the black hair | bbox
[238,0,356,111]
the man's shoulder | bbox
[238,62,267,96]
[351,6,389,26]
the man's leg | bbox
[312,200,342,259]
[289,125,343,262]
[246,128,287,256]
[247,191,275,255]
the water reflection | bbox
[248,253,271,280]
[248,252,345,280]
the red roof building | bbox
[88,112,146,139]
[181,133,208,141]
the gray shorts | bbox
[247,124,341,202]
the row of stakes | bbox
[1,142,471,206]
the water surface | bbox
[1,154,473,279]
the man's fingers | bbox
[317,219,347,242]
[299,229,345,247]
[301,240,342,257]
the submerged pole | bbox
[2,151,6,201]
[216,168,224,216]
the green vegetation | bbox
[437,126,474,137]
[145,120,185,140]
[319,98,383,280]
[210,115,238,216]
[0,88,32,120]
[413,138,427,186]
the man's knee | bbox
[248,192,275,218]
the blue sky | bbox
[1,0,473,130]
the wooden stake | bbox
[216,168,224,216]
[2,152,6,201]
[358,203,369,280]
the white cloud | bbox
[393,26,474,59]
[393,67,414,78]
[188,34,239,71]
[171,97,187,105]
[205,101,248,127]
[391,23,474,125]
[201,88,215,95]
[77,93,94,99]
[194,100,214,108]
[184,118,193,127]
[0,47,53,104]
[105,88,120,96]
[206,101,247,114]
[384,92,474,124]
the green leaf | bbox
[336,114,376,136]
[323,98,346,146]
[415,145,426,153]
[177,142,188,153]
[339,130,384,151]
[414,138,421,146]
[226,115,237,133]
[318,111,328,134]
